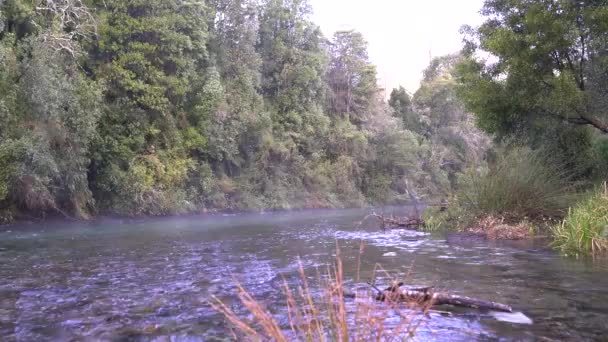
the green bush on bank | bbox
[422,147,578,233]
[458,147,577,219]
[552,184,608,257]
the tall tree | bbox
[0,1,102,220]
[458,0,608,138]
[87,0,212,214]
[389,86,421,132]
[205,0,264,172]
[327,30,379,125]
[256,0,327,135]
[415,54,490,192]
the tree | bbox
[0,1,103,220]
[413,54,491,193]
[86,0,212,215]
[205,0,265,173]
[256,0,327,134]
[389,85,428,135]
[389,86,411,120]
[0,0,480,221]
[327,30,379,125]
[458,0,608,138]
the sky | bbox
[309,0,486,95]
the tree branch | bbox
[537,108,608,134]
[576,115,608,133]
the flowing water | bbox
[1,208,607,341]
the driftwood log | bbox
[372,213,425,230]
[344,282,512,313]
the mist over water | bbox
[1,207,608,341]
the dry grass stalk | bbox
[211,245,429,341]
[468,215,532,240]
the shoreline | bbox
[0,202,424,229]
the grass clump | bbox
[420,204,459,233]
[421,210,445,232]
[422,147,578,238]
[458,147,577,219]
[552,183,608,256]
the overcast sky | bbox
[309,0,485,95]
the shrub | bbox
[552,183,608,256]
[421,207,450,232]
[457,147,578,219]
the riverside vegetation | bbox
[0,1,488,221]
[1,0,608,258]
[421,0,608,257]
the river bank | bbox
[0,202,426,229]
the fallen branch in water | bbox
[372,213,425,230]
[344,282,513,313]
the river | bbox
[1,207,607,341]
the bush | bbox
[420,205,451,232]
[552,183,608,256]
[457,147,577,219]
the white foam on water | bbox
[490,311,533,325]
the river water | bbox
[1,208,607,341]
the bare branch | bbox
[34,0,98,59]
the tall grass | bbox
[458,147,578,220]
[211,246,429,341]
[552,183,608,256]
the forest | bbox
[1,0,607,255]
[0,0,487,221]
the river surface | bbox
[1,207,607,341]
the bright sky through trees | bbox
[310,0,485,94]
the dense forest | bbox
[0,0,488,222]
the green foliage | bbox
[0,0,493,222]
[591,136,608,180]
[257,0,326,132]
[93,0,209,112]
[552,184,608,256]
[407,54,491,197]
[454,1,608,249]
[421,207,449,233]
[389,86,418,131]
[327,30,378,124]
[458,0,608,141]
[457,147,577,219]
[0,26,103,219]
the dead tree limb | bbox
[396,289,513,312]
[377,283,512,312]
[372,213,424,230]
[345,282,513,313]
